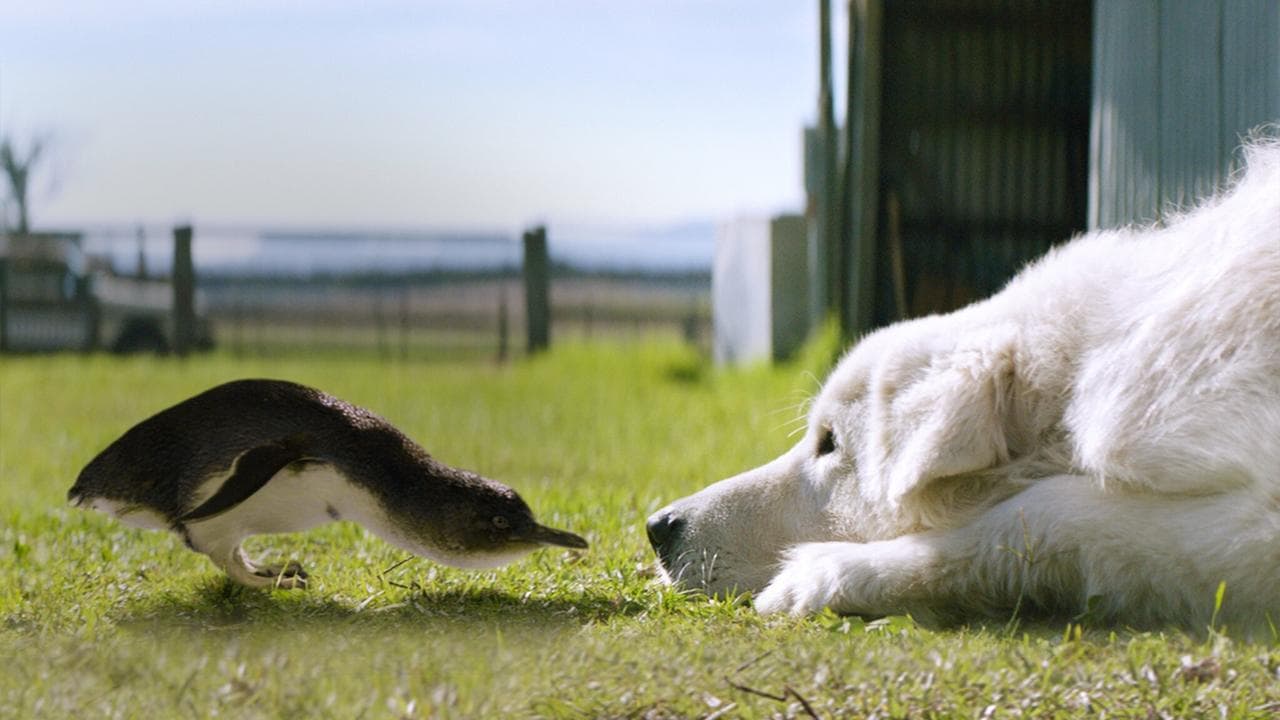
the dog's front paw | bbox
[755,538,938,618]
[754,542,848,616]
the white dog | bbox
[648,141,1280,632]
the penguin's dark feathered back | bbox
[70,379,505,522]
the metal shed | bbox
[839,0,1280,336]
[1090,0,1280,228]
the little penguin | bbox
[69,379,588,589]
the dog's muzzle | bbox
[645,508,685,571]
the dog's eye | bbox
[817,428,837,456]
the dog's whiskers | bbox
[671,560,694,587]
[771,408,812,436]
[800,370,823,394]
[667,547,699,587]
[766,400,804,417]
[701,550,719,588]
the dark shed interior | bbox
[873,0,1093,324]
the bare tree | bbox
[1,134,48,235]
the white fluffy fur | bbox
[655,141,1280,632]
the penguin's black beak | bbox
[523,523,589,550]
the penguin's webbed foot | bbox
[207,542,310,590]
[252,560,309,589]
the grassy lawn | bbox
[2,335,1278,718]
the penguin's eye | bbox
[491,515,510,529]
[817,427,837,457]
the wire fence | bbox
[203,271,711,362]
[111,230,712,358]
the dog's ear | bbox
[881,330,1015,507]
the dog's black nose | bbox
[646,510,685,552]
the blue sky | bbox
[1,1,828,236]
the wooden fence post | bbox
[399,288,410,361]
[496,278,510,363]
[0,256,8,353]
[523,226,550,354]
[375,292,387,359]
[172,225,196,356]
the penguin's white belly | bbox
[187,463,383,537]
[89,498,170,531]
[182,460,539,572]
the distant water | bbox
[80,222,714,276]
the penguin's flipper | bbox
[180,436,313,523]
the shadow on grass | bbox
[113,576,648,634]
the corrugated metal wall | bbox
[875,0,1092,323]
[1090,0,1280,229]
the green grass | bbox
[2,334,1278,718]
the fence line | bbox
[204,274,710,361]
